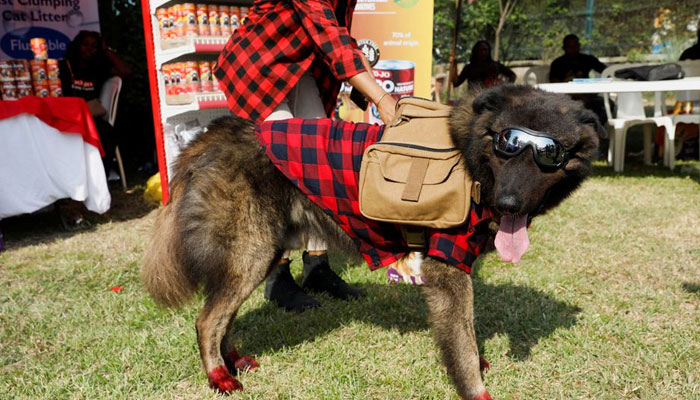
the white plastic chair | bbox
[601,64,673,172]
[523,65,550,86]
[99,76,126,189]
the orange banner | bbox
[339,0,434,123]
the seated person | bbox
[59,30,131,181]
[549,34,608,126]
[680,30,700,60]
[451,40,516,90]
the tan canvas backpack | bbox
[358,97,480,233]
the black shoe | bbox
[301,252,364,301]
[264,261,319,312]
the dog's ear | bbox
[576,108,608,139]
[472,88,506,114]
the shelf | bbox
[151,0,253,14]
[150,0,170,14]
[162,92,228,120]
[156,36,228,67]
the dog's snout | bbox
[496,194,521,214]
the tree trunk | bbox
[493,0,517,62]
[446,0,463,102]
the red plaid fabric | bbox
[255,119,494,274]
[214,0,365,122]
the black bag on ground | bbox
[614,63,685,81]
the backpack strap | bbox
[400,225,427,249]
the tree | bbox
[493,0,519,61]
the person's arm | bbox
[291,0,395,123]
[679,48,691,61]
[590,55,606,74]
[105,48,132,78]
[452,62,469,88]
[499,62,516,83]
[99,36,131,78]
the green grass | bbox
[1,161,699,400]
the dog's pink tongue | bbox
[494,214,529,263]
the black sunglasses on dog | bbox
[491,126,570,168]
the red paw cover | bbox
[225,349,260,372]
[471,391,495,400]
[234,356,260,371]
[479,356,490,371]
[207,365,243,393]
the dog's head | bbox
[449,84,601,262]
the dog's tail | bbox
[141,200,196,308]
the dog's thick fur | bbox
[142,85,600,398]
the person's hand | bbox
[376,93,397,125]
[99,35,108,52]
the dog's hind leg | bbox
[421,258,494,400]
[220,316,261,375]
[219,251,284,375]
[196,246,276,394]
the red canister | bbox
[198,61,213,92]
[33,80,49,97]
[196,4,209,36]
[239,7,249,24]
[369,60,415,124]
[208,6,221,36]
[182,3,197,37]
[13,59,31,81]
[173,62,185,95]
[0,60,14,81]
[184,61,200,93]
[162,63,172,95]
[30,38,48,60]
[210,60,219,90]
[1,81,18,100]
[171,5,184,38]
[46,59,59,80]
[219,6,231,36]
[156,7,170,39]
[16,80,33,98]
[48,79,62,97]
[230,7,241,30]
[30,59,47,81]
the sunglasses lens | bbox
[494,128,566,167]
[495,130,522,154]
[535,142,564,166]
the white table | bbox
[537,77,700,171]
[0,114,111,220]
[536,77,700,94]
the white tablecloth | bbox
[535,77,700,94]
[0,114,111,219]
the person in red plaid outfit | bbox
[215,0,397,312]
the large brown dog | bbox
[141,85,600,399]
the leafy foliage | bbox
[434,0,700,63]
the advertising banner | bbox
[340,0,433,122]
[0,0,100,60]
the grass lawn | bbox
[1,161,699,400]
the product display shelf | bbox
[150,0,170,14]
[142,0,251,204]
[162,92,228,120]
[150,0,252,15]
[156,37,227,68]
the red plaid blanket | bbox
[255,118,493,274]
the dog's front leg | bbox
[421,258,493,400]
